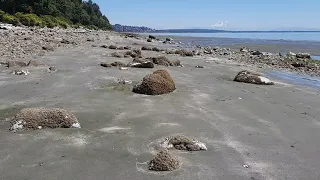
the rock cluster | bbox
[10,107,80,131]
[195,46,320,76]
[234,70,275,85]
[159,135,207,151]
[148,150,180,171]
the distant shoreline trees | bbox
[0,0,112,30]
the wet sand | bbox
[0,33,320,180]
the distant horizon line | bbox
[112,24,320,32]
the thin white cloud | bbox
[211,21,229,28]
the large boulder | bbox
[148,150,180,171]
[234,70,274,85]
[133,69,176,95]
[10,107,80,131]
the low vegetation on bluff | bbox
[0,0,112,29]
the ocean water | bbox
[152,32,320,42]
[148,32,320,89]
[266,71,320,89]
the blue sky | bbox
[94,0,320,30]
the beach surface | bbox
[0,31,320,180]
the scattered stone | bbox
[133,69,176,95]
[124,49,142,58]
[100,62,112,68]
[175,49,194,57]
[234,70,275,85]
[111,61,127,67]
[60,39,72,44]
[109,45,118,49]
[148,150,180,171]
[11,69,30,75]
[42,46,54,51]
[119,67,128,70]
[240,47,249,53]
[152,47,161,52]
[147,38,153,42]
[151,56,173,66]
[141,46,152,51]
[291,62,306,68]
[111,52,124,58]
[149,35,156,39]
[101,44,108,48]
[92,44,97,47]
[117,78,132,84]
[195,65,204,68]
[10,107,80,131]
[124,46,131,50]
[251,51,263,56]
[117,46,124,50]
[172,60,182,67]
[48,66,57,72]
[165,50,176,54]
[287,51,296,57]
[7,61,28,68]
[131,61,154,68]
[166,38,173,41]
[87,38,94,42]
[159,135,207,151]
[0,24,13,30]
[27,60,43,66]
[0,62,8,66]
[132,58,146,64]
[296,53,311,59]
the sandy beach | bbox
[0,30,320,180]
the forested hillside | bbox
[0,0,112,29]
